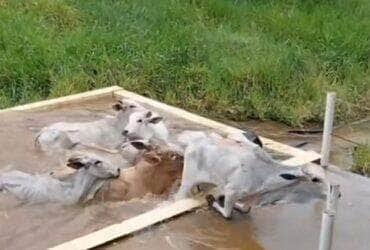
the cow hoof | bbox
[224,215,233,220]
[206,195,215,206]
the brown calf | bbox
[95,145,183,202]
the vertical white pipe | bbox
[319,185,340,250]
[319,211,335,250]
[321,92,336,168]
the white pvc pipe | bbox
[321,92,336,168]
[319,211,335,250]
[318,185,340,250]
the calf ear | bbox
[130,141,151,150]
[242,131,263,148]
[144,152,161,165]
[66,157,85,169]
[280,173,298,180]
[149,116,163,124]
[112,103,123,111]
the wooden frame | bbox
[0,86,121,113]
[0,86,322,249]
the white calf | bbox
[0,154,120,204]
[35,99,146,153]
[176,137,325,218]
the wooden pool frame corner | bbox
[0,86,321,250]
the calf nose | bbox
[122,130,129,136]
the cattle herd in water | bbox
[0,98,326,218]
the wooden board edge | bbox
[114,89,320,160]
[0,86,122,113]
[49,198,205,250]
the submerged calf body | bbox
[0,154,120,204]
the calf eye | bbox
[137,119,143,123]
[129,105,136,108]
[280,173,298,180]
[311,177,321,183]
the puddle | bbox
[1,96,369,250]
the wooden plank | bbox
[49,156,319,250]
[282,151,322,166]
[114,89,320,161]
[0,86,122,113]
[49,198,206,250]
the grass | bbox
[351,144,370,176]
[0,0,369,126]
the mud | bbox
[1,96,369,250]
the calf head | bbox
[67,154,120,179]
[147,148,183,170]
[254,164,326,206]
[130,141,183,171]
[120,139,153,163]
[122,111,167,141]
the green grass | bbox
[351,144,370,176]
[0,0,369,125]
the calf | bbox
[95,141,183,202]
[0,154,120,204]
[35,99,146,153]
[175,137,325,218]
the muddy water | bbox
[0,97,263,249]
[1,96,369,250]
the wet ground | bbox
[228,118,370,170]
[0,96,369,250]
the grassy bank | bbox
[0,0,369,125]
[351,144,370,176]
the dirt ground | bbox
[1,96,369,250]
